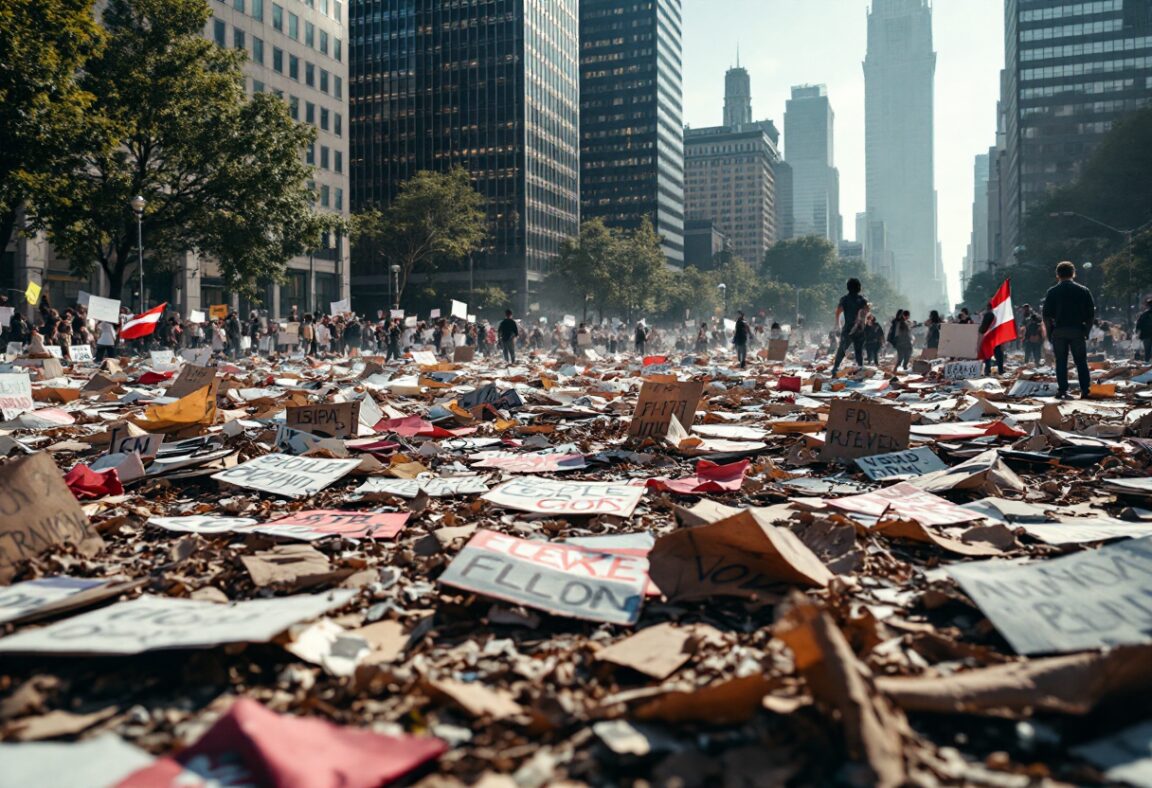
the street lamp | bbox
[390,264,400,310]
[130,195,146,313]
[717,282,728,315]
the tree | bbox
[0,0,104,253]
[606,217,672,321]
[543,218,620,319]
[712,256,762,315]
[351,168,487,304]
[23,0,323,301]
[659,265,720,323]
[762,236,839,288]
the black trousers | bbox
[1143,339,1152,362]
[983,346,1005,375]
[832,330,863,371]
[735,342,747,368]
[1024,341,1043,364]
[1051,336,1091,395]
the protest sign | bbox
[0,307,13,329]
[439,529,648,625]
[948,536,1152,655]
[44,345,63,359]
[483,477,645,517]
[471,452,587,473]
[410,350,437,366]
[453,346,475,363]
[258,510,409,540]
[430,308,441,319]
[69,344,94,363]
[1009,380,1061,398]
[0,372,33,420]
[629,380,705,439]
[0,592,355,655]
[357,394,383,434]
[285,401,361,439]
[0,452,102,583]
[766,339,789,361]
[390,309,404,319]
[87,295,121,323]
[1072,721,1152,788]
[168,363,216,399]
[149,350,175,367]
[107,424,164,460]
[404,316,417,328]
[562,314,576,328]
[0,576,117,625]
[209,304,228,319]
[941,360,983,380]
[828,482,980,527]
[5,341,21,357]
[212,454,361,498]
[357,476,489,498]
[938,323,980,359]
[855,447,947,481]
[188,309,206,324]
[450,299,467,319]
[147,516,261,535]
[648,510,833,602]
[330,298,351,315]
[820,399,911,462]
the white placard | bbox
[149,350,175,366]
[77,290,91,306]
[939,323,981,359]
[211,454,361,498]
[430,308,441,319]
[483,477,644,517]
[147,515,261,534]
[942,360,983,380]
[70,345,94,363]
[5,341,21,357]
[0,373,34,420]
[87,295,121,324]
[404,316,417,328]
[467,313,476,323]
[0,593,356,656]
[356,475,490,498]
[188,309,206,324]
[0,576,109,625]
[44,345,63,359]
[179,347,213,366]
[450,299,467,319]
[330,298,351,315]
[390,309,404,319]
[0,307,13,327]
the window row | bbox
[221,0,342,28]
[1020,18,1123,41]
[1022,35,1152,61]
[1022,56,1152,81]
[1019,1,1122,23]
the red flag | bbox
[979,280,1018,360]
[118,303,167,340]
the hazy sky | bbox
[682,0,1005,302]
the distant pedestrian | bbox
[1022,313,1044,365]
[732,311,750,368]
[831,278,867,375]
[634,321,649,355]
[1043,261,1095,399]
[498,309,519,364]
[1137,298,1152,362]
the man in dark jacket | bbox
[1042,261,1095,398]
[1136,298,1152,362]
[225,310,242,358]
[831,278,867,375]
[733,311,750,369]
[498,309,519,364]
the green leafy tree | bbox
[762,235,840,289]
[658,265,720,323]
[0,0,104,252]
[24,0,324,301]
[712,256,762,316]
[606,217,672,321]
[543,218,620,319]
[351,168,487,305]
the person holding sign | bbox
[831,278,867,375]
[1043,261,1095,399]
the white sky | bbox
[682,0,1005,301]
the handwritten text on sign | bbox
[483,477,645,517]
[212,454,361,498]
[285,401,361,439]
[259,510,408,540]
[820,400,911,461]
[629,380,705,439]
[439,529,647,625]
[0,373,33,420]
[855,447,947,481]
[949,536,1152,655]
[942,360,983,380]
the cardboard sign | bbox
[450,299,467,319]
[828,482,978,527]
[404,316,417,328]
[209,304,228,320]
[390,309,404,319]
[0,372,33,420]
[471,452,587,473]
[439,529,648,625]
[258,510,409,540]
[69,344,94,363]
[87,295,121,323]
[107,425,164,460]
[949,536,1152,655]
[286,401,361,439]
[0,307,13,329]
[483,477,645,518]
[410,350,437,366]
[1009,380,1061,398]
[0,592,355,655]
[766,339,789,361]
[938,323,980,359]
[149,350,175,367]
[629,380,705,439]
[330,298,351,315]
[0,734,156,786]
[429,308,441,319]
[212,454,361,498]
[168,363,216,399]
[43,345,63,359]
[0,452,102,583]
[855,447,947,481]
[942,360,983,380]
[453,346,475,363]
[274,425,346,455]
[820,400,911,462]
[147,516,261,535]
[0,576,113,625]
[356,476,489,499]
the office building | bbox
[864,0,943,310]
[775,160,794,241]
[964,153,991,284]
[784,84,842,243]
[580,0,684,265]
[349,0,581,312]
[723,64,753,129]
[998,0,1152,263]
[683,219,728,268]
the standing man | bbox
[830,278,868,375]
[387,318,403,362]
[979,300,1006,376]
[225,309,242,358]
[732,310,750,369]
[498,309,519,364]
[1136,297,1152,362]
[1043,261,1095,399]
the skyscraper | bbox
[580,0,684,265]
[784,85,841,243]
[864,0,943,310]
[964,153,991,285]
[999,0,1152,264]
[349,0,580,311]
[723,65,753,129]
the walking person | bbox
[225,310,242,358]
[387,318,402,361]
[979,300,1006,375]
[863,313,884,365]
[1042,261,1095,399]
[830,278,868,375]
[924,310,942,354]
[732,311,750,369]
[634,321,649,356]
[498,309,519,364]
[1022,313,1045,365]
[1136,298,1152,362]
[893,310,914,372]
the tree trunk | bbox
[0,208,16,264]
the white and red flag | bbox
[119,303,167,340]
[979,280,1017,360]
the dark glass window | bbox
[289,54,299,80]
[212,18,226,47]
[305,62,315,87]
[251,0,263,21]
[271,3,282,30]
[252,36,264,64]
[232,28,245,51]
[320,108,329,131]
[306,101,315,124]
[288,12,298,39]
[272,46,283,72]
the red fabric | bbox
[137,371,174,384]
[646,459,749,494]
[119,303,167,340]
[65,464,124,500]
[117,698,447,788]
[979,280,1018,360]
[642,355,668,366]
[778,375,801,392]
[381,415,475,439]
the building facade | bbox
[723,65,753,129]
[963,153,991,286]
[784,84,841,243]
[683,219,728,268]
[998,0,1152,263]
[349,0,581,312]
[864,0,944,311]
[580,0,684,265]
[683,125,778,266]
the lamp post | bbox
[717,282,728,316]
[390,264,400,310]
[130,195,146,313]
